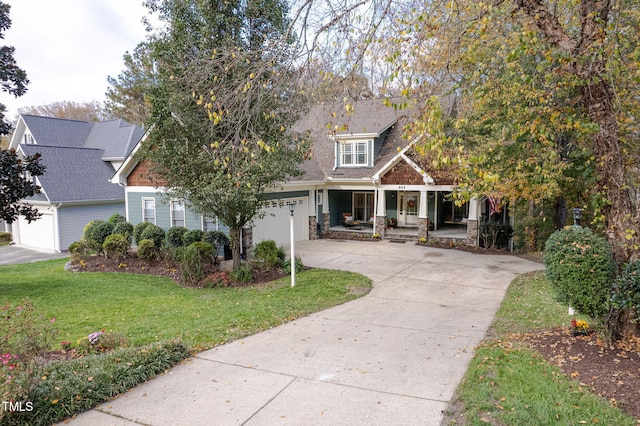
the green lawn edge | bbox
[446,271,636,425]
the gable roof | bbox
[20,145,124,203]
[15,115,143,160]
[294,99,414,181]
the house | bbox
[113,99,500,249]
[7,115,144,252]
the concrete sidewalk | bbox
[65,239,543,425]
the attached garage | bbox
[16,209,56,251]
[252,196,309,247]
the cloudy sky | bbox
[2,1,150,118]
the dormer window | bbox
[23,133,35,145]
[338,139,371,167]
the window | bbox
[142,198,156,224]
[171,201,185,227]
[23,134,34,145]
[353,192,374,222]
[339,140,369,167]
[202,216,217,232]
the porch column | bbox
[375,188,387,236]
[466,197,479,247]
[322,190,330,235]
[418,190,429,239]
[308,189,318,240]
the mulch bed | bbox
[67,252,287,287]
[523,328,640,419]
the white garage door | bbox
[17,211,56,250]
[252,197,309,247]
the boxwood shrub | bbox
[102,234,129,260]
[182,229,205,246]
[112,221,134,245]
[83,220,114,251]
[543,227,615,320]
[133,221,153,245]
[137,239,157,261]
[140,224,165,250]
[611,260,640,323]
[166,226,188,248]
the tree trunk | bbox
[229,227,242,272]
[581,78,638,264]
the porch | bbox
[326,224,468,244]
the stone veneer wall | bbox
[308,216,318,240]
[322,213,330,235]
[466,219,478,246]
[418,218,429,240]
[375,216,387,237]
[242,227,253,258]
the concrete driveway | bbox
[0,244,67,265]
[66,239,543,426]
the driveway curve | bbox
[66,239,543,426]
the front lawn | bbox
[0,258,372,351]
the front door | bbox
[398,192,419,227]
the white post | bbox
[289,204,296,287]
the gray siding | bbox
[126,191,228,234]
[58,203,125,251]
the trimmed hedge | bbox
[83,220,114,251]
[182,229,205,246]
[611,260,640,323]
[133,221,153,245]
[3,341,189,426]
[543,228,615,320]
[166,226,188,248]
[140,224,165,250]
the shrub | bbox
[182,229,205,246]
[112,221,134,244]
[166,226,188,248]
[68,239,92,261]
[133,221,153,245]
[283,256,304,274]
[202,271,233,288]
[140,224,165,250]
[190,241,215,263]
[102,234,129,260]
[0,299,57,414]
[204,230,229,263]
[83,220,114,252]
[108,212,127,225]
[253,239,285,267]
[4,341,189,426]
[543,228,615,320]
[178,244,204,285]
[611,260,640,323]
[0,231,11,243]
[479,220,513,250]
[137,239,157,261]
[230,263,253,283]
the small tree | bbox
[0,149,45,224]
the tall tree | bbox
[105,42,155,126]
[0,2,28,136]
[18,100,113,122]
[388,0,639,264]
[138,0,309,271]
[0,148,45,224]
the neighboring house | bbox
[7,115,144,252]
[113,99,501,249]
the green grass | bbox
[0,259,371,351]
[451,271,637,425]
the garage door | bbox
[252,197,309,247]
[17,211,56,250]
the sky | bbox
[2,0,151,119]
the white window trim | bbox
[170,200,185,227]
[202,216,218,232]
[338,139,370,167]
[142,197,156,224]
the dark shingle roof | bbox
[294,99,414,181]
[21,145,124,203]
[22,115,144,160]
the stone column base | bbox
[375,215,387,237]
[308,216,318,240]
[418,218,429,240]
[466,219,478,246]
[322,213,330,235]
